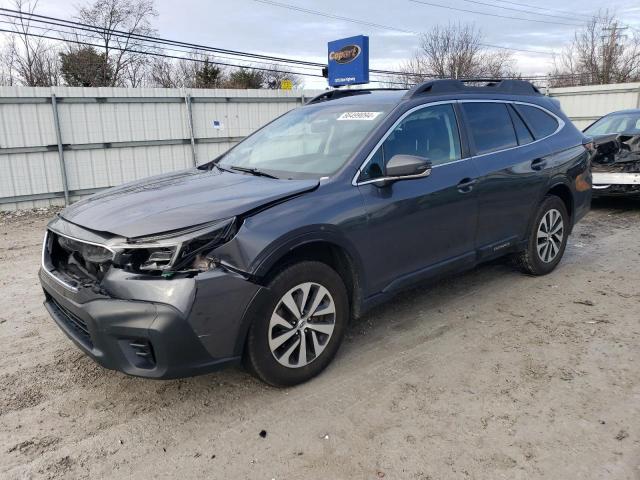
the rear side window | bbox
[462,102,517,155]
[515,104,559,139]
[508,105,534,145]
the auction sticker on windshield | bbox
[337,112,382,121]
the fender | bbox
[252,225,366,285]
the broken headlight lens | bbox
[57,236,114,263]
[112,218,237,274]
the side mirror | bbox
[374,155,432,187]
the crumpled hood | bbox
[61,168,319,238]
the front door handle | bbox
[531,158,547,171]
[457,177,478,193]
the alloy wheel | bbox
[268,282,336,368]
[536,208,564,263]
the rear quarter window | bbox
[515,104,559,139]
[507,105,534,145]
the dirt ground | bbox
[1,199,639,480]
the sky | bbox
[9,0,640,88]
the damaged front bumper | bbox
[591,133,640,196]
[40,231,264,379]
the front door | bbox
[356,103,480,295]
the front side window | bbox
[217,102,393,178]
[515,104,559,139]
[359,103,461,181]
[462,102,517,155]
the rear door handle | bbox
[531,158,547,171]
[457,178,478,193]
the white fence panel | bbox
[6,82,639,210]
[0,86,320,210]
[549,83,640,129]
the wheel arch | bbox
[233,234,365,359]
[521,178,575,247]
[254,233,366,320]
[546,181,574,222]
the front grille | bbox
[48,296,93,349]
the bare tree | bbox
[148,53,228,88]
[74,0,158,87]
[123,55,150,87]
[175,55,204,88]
[550,11,640,87]
[148,57,180,87]
[0,43,18,86]
[391,23,517,86]
[4,0,61,86]
[262,64,301,89]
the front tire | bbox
[514,195,569,275]
[245,261,349,387]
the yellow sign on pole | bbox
[280,79,293,90]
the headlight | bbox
[57,236,114,263]
[112,218,237,274]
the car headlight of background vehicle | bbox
[111,217,237,275]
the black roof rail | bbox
[403,78,540,99]
[306,88,405,105]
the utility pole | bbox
[600,23,628,84]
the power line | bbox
[0,9,590,85]
[0,15,322,75]
[456,0,584,23]
[0,27,326,78]
[0,8,440,78]
[0,22,403,85]
[0,26,587,87]
[409,0,583,27]
[485,0,595,21]
[0,7,328,69]
[250,0,555,55]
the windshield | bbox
[585,112,640,135]
[217,102,394,178]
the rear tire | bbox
[514,195,569,276]
[245,261,349,387]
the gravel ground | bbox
[1,199,639,479]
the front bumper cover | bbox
[39,263,263,379]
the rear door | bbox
[356,102,480,294]
[460,101,553,259]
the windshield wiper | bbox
[213,163,233,173]
[229,166,279,179]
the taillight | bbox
[582,136,595,152]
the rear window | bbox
[515,104,559,139]
[462,102,517,155]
